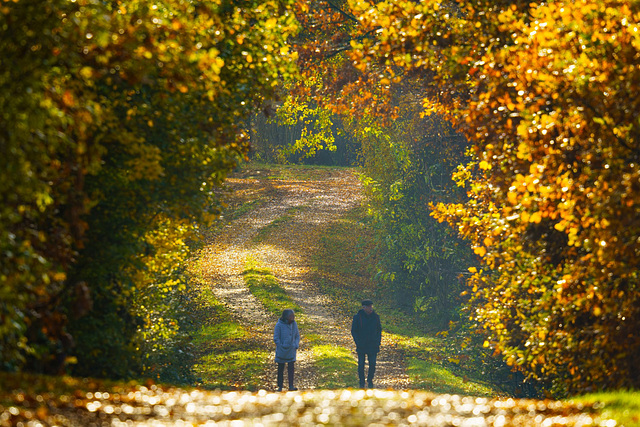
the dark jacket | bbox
[351,309,382,354]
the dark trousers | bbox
[277,362,295,389]
[357,351,377,385]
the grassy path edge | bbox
[243,259,358,389]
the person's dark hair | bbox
[280,309,294,322]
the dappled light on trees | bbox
[2,0,639,401]
[290,0,640,394]
[362,0,640,394]
[428,0,640,394]
[1,0,297,376]
[289,0,476,327]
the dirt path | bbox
[200,167,409,390]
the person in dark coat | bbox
[273,308,300,391]
[351,299,382,388]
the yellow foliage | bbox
[478,160,491,170]
[343,0,640,393]
[473,246,486,257]
[125,142,164,181]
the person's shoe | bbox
[289,387,298,391]
[359,382,365,388]
[367,381,374,388]
[277,387,283,392]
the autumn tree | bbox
[1,0,298,376]
[289,1,477,318]
[283,0,528,393]
[288,2,466,314]
[289,0,640,394]
[341,0,640,394]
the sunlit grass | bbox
[188,287,266,390]
[312,344,359,389]
[194,350,269,391]
[304,333,324,346]
[572,391,640,427]
[407,360,495,397]
[192,322,246,347]
[386,333,438,353]
[382,329,502,397]
[243,258,302,316]
[193,288,228,319]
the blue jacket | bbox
[274,319,300,363]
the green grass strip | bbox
[572,391,640,427]
[243,260,359,389]
[312,344,359,389]
[194,350,270,391]
[243,258,302,316]
[190,288,268,391]
[192,322,245,346]
[406,359,495,397]
[252,206,305,243]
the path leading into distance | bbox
[200,167,409,390]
